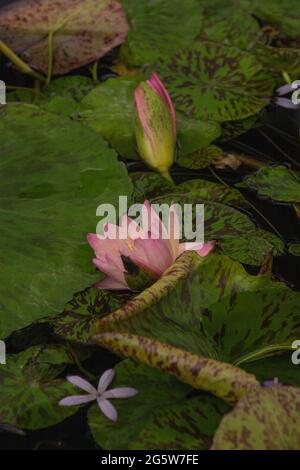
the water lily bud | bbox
[134,73,176,181]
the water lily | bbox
[274,82,300,109]
[87,200,214,291]
[59,369,138,422]
[134,73,176,181]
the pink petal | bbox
[93,257,126,285]
[147,73,176,135]
[59,394,96,406]
[178,241,214,257]
[134,238,173,275]
[66,376,96,394]
[120,215,145,240]
[102,387,139,399]
[98,369,115,394]
[87,233,123,269]
[95,276,129,290]
[142,200,168,240]
[97,398,118,422]
[134,86,154,149]
[167,204,181,259]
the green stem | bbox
[91,61,99,84]
[258,129,300,168]
[234,343,292,366]
[282,70,292,84]
[67,345,96,381]
[0,40,45,82]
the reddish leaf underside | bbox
[0,0,129,75]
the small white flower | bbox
[59,369,138,422]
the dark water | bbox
[0,0,299,449]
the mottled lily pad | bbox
[80,77,221,159]
[0,0,129,75]
[211,386,300,450]
[158,41,274,121]
[238,165,300,204]
[252,0,300,38]
[51,288,132,343]
[0,346,79,429]
[88,360,193,450]
[177,146,223,170]
[120,0,203,66]
[93,252,300,374]
[130,172,284,265]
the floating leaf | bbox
[131,393,229,450]
[0,104,132,338]
[120,0,203,66]
[88,360,192,450]
[93,252,300,368]
[243,352,300,387]
[0,346,79,429]
[238,165,300,203]
[0,0,129,75]
[80,77,221,159]
[94,332,259,405]
[211,386,300,450]
[51,288,132,343]
[177,146,223,170]
[130,172,284,265]
[252,0,300,38]
[158,41,274,121]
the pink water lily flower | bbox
[59,369,138,422]
[87,200,214,290]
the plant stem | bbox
[46,32,54,85]
[0,40,45,82]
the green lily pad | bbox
[88,359,192,450]
[157,41,274,121]
[252,0,300,38]
[131,393,229,450]
[120,0,203,66]
[238,165,300,204]
[80,77,221,159]
[0,346,79,429]
[243,352,300,387]
[177,146,223,170]
[51,288,132,343]
[0,104,132,338]
[211,386,300,449]
[93,252,300,377]
[130,172,284,265]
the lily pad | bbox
[120,0,203,66]
[288,243,300,256]
[51,288,132,343]
[177,146,223,170]
[0,104,132,338]
[130,172,284,265]
[88,359,192,450]
[80,77,221,159]
[252,0,300,38]
[238,165,300,204]
[157,41,274,121]
[243,353,300,387]
[0,0,129,75]
[93,251,300,373]
[211,386,300,449]
[0,346,79,429]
